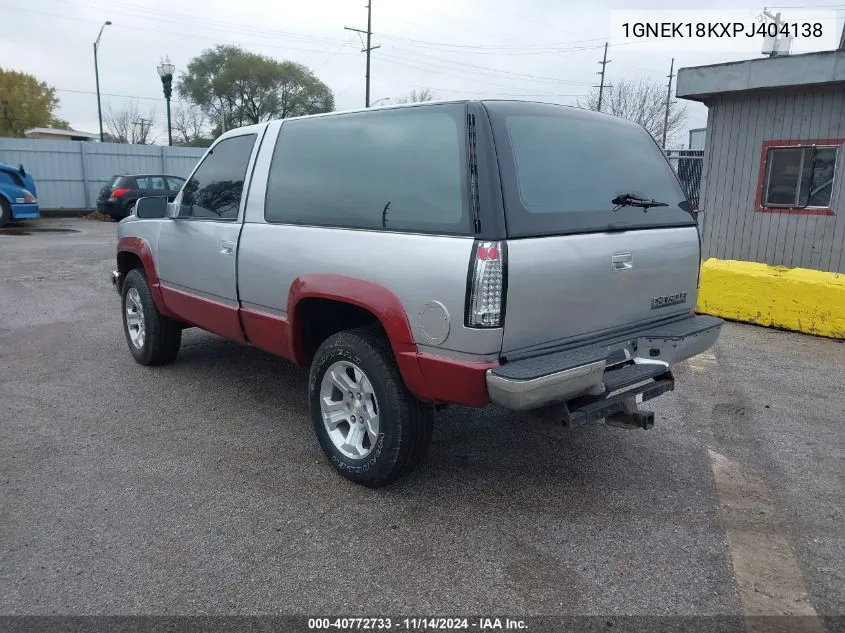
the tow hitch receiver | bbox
[532,372,673,428]
[606,396,655,430]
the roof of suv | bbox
[215,99,640,144]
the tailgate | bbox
[482,100,700,356]
[503,227,699,354]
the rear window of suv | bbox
[484,101,695,237]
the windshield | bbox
[484,101,695,237]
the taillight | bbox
[111,188,131,198]
[466,240,506,328]
[21,189,37,203]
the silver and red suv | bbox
[111,100,722,487]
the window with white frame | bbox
[762,145,838,209]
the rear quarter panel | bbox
[237,121,503,360]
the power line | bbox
[378,49,593,86]
[47,0,347,46]
[56,87,192,105]
[376,32,612,51]
[1,2,355,56]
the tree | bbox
[172,104,211,146]
[394,88,435,104]
[579,78,687,147]
[177,45,334,129]
[0,69,65,137]
[104,102,157,144]
[276,61,334,120]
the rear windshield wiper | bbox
[612,194,669,212]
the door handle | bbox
[220,240,235,256]
[612,252,632,271]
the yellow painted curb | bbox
[697,259,845,339]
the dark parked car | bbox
[97,174,185,220]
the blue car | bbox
[0,162,39,228]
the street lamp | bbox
[93,20,111,142]
[157,56,175,146]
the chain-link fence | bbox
[665,149,704,210]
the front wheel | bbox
[121,268,182,365]
[308,326,433,487]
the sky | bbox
[2,0,843,147]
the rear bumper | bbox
[98,200,129,217]
[486,314,723,411]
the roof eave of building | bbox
[676,49,845,102]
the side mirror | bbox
[135,196,168,219]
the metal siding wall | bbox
[162,145,210,179]
[829,146,845,273]
[697,106,716,242]
[829,97,845,273]
[700,87,845,273]
[803,93,826,270]
[715,98,740,259]
[0,138,205,209]
[700,96,726,258]
[737,94,766,262]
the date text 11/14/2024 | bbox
[308,618,529,630]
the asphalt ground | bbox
[1,218,842,624]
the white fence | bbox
[0,138,206,210]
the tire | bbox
[121,268,182,365]
[308,326,434,488]
[0,199,10,228]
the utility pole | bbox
[761,10,792,57]
[345,1,380,107]
[662,57,675,149]
[133,117,151,144]
[595,42,611,112]
[93,21,111,142]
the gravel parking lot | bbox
[1,218,843,623]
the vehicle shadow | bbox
[168,332,698,513]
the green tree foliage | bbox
[177,45,334,129]
[0,69,65,137]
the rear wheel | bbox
[308,326,433,487]
[0,199,10,228]
[121,268,182,365]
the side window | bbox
[264,105,469,234]
[0,172,16,186]
[135,177,149,189]
[763,145,838,209]
[179,134,256,220]
[167,177,184,191]
[149,176,165,189]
